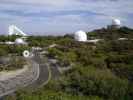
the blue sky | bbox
[0,0,133,35]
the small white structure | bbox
[49,44,58,48]
[32,47,42,51]
[118,38,128,41]
[74,30,87,42]
[15,38,27,45]
[8,25,28,36]
[23,50,30,58]
[5,41,15,45]
[1,39,27,45]
[87,39,102,44]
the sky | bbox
[0,0,133,35]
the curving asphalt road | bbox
[0,51,61,98]
[27,52,51,89]
[28,51,61,89]
[0,58,40,98]
[47,59,60,79]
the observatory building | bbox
[15,38,27,45]
[74,30,102,43]
[74,30,87,42]
[108,19,121,29]
[112,19,121,28]
[112,19,121,26]
[8,25,28,36]
[1,25,28,45]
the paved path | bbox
[28,52,61,90]
[0,51,61,97]
[46,59,60,79]
[27,52,51,89]
[0,58,40,97]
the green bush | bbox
[57,67,128,99]
[5,89,103,100]
[105,54,133,81]
[0,48,8,56]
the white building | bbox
[112,19,121,26]
[5,41,15,45]
[15,38,27,45]
[74,30,87,42]
[107,19,121,29]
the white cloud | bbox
[0,0,133,35]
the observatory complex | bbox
[2,25,28,45]
[74,19,121,43]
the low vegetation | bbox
[0,57,27,71]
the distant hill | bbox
[87,26,133,40]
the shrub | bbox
[57,67,128,99]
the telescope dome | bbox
[15,38,26,45]
[74,30,87,42]
[112,19,121,26]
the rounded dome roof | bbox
[74,30,87,42]
[15,38,26,44]
[112,19,121,26]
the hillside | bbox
[87,26,133,40]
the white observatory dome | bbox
[74,30,87,42]
[112,19,121,26]
[15,38,26,45]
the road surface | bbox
[0,51,61,98]
[0,58,39,97]
[28,51,60,89]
